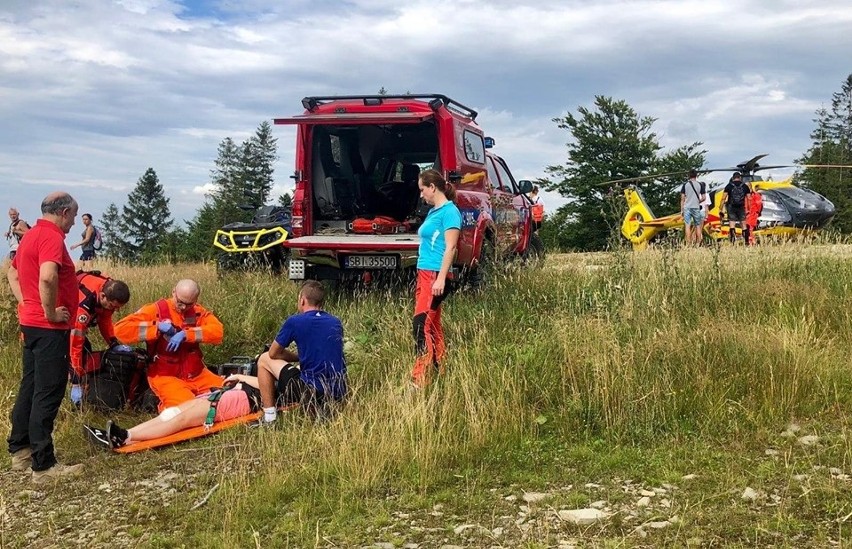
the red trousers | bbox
[411,270,451,386]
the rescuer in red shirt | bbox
[6,192,84,483]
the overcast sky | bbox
[2,0,851,252]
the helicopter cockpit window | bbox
[774,187,827,210]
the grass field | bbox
[1,242,851,548]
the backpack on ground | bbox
[83,347,148,411]
[92,226,103,250]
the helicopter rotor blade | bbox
[739,154,769,173]
[702,167,741,173]
[753,164,794,172]
[595,170,690,186]
[798,164,852,169]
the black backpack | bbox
[729,182,747,206]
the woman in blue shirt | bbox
[412,169,462,388]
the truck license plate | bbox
[344,255,398,269]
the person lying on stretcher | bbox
[83,369,297,450]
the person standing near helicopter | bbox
[680,170,706,246]
[720,172,752,244]
[745,180,762,245]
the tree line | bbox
[100,75,852,260]
[100,121,287,263]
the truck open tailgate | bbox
[284,234,420,252]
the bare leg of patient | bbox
[127,399,210,442]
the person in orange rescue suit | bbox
[69,271,131,406]
[745,180,762,245]
[411,169,462,388]
[113,279,224,410]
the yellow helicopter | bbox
[616,155,846,250]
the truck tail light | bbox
[291,187,306,238]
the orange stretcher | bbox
[114,404,299,454]
[113,413,262,454]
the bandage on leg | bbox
[160,407,182,422]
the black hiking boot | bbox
[83,424,110,450]
[106,420,128,449]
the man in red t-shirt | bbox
[6,191,84,483]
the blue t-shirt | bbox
[274,310,347,399]
[417,201,462,271]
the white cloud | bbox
[1,0,851,242]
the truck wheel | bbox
[216,253,240,277]
[525,233,546,262]
[469,236,496,290]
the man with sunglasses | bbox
[114,279,224,410]
[7,192,83,482]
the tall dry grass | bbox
[2,242,852,545]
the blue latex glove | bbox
[70,384,83,406]
[157,320,176,335]
[165,329,186,352]
[113,344,133,353]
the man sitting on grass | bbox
[256,280,347,423]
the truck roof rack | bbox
[300,94,478,121]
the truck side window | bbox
[486,157,502,191]
[493,158,517,193]
[463,130,485,164]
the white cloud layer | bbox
[1,0,851,243]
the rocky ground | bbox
[3,423,849,548]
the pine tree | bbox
[247,121,278,204]
[278,192,292,207]
[122,168,174,263]
[99,202,132,260]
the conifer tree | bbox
[122,168,174,262]
[99,202,132,260]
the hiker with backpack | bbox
[70,213,99,270]
[5,207,31,261]
[69,271,131,407]
[720,172,752,245]
[113,279,224,411]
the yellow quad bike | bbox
[214,205,291,273]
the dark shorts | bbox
[276,364,311,405]
[276,364,335,416]
[80,250,96,261]
[727,205,746,223]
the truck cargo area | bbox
[309,121,438,231]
